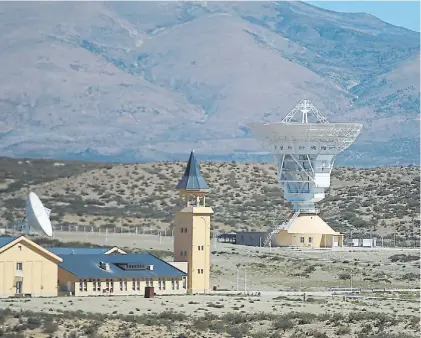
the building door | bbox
[16,281,23,294]
[333,236,339,247]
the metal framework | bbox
[250,99,363,246]
[281,99,329,124]
[263,209,301,246]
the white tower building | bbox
[249,100,363,247]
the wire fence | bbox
[343,235,420,248]
[2,222,419,248]
[2,222,220,239]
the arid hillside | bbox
[0,157,419,237]
[0,1,419,165]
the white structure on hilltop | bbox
[249,99,363,247]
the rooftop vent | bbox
[99,261,110,271]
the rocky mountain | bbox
[0,1,419,166]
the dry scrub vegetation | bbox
[0,295,419,338]
[0,157,419,237]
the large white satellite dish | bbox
[25,192,53,237]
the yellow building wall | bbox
[174,207,212,294]
[289,233,324,248]
[58,268,187,297]
[0,241,59,298]
[272,230,291,247]
[273,233,343,248]
[58,267,77,294]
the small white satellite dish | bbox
[25,192,53,237]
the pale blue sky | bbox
[307,1,420,32]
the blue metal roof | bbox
[176,150,209,191]
[0,236,18,249]
[59,253,186,279]
[47,247,110,255]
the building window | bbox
[93,280,97,291]
[182,277,187,289]
[201,246,204,250]
[176,279,180,290]
[184,228,187,233]
[309,237,313,243]
[171,279,175,290]
[98,280,101,291]
[181,228,184,233]
[16,263,23,271]
[79,280,83,291]
[124,280,127,291]
[300,237,305,243]
[132,279,136,291]
[105,279,109,290]
[158,279,162,290]
[197,245,201,250]
[83,280,87,291]
[150,279,154,287]
[162,279,166,290]
[18,245,22,251]
[197,269,204,274]
[120,279,123,291]
[136,280,140,291]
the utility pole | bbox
[244,267,247,293]
[236,267,239,292]
[299,272,302,292]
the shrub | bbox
[26,316,42,330]
[335,326,351,335]
[273,318,294,332]
[338,272,351,280]
[43,320,59,333]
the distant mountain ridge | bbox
[0,1,419,166]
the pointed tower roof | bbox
[176,151,209,191]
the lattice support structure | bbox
[263,210,301,246]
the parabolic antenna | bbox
[25,192,53,237]
[249,99,363,246]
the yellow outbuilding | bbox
[272,214,343,248]
[0,236,62,298]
